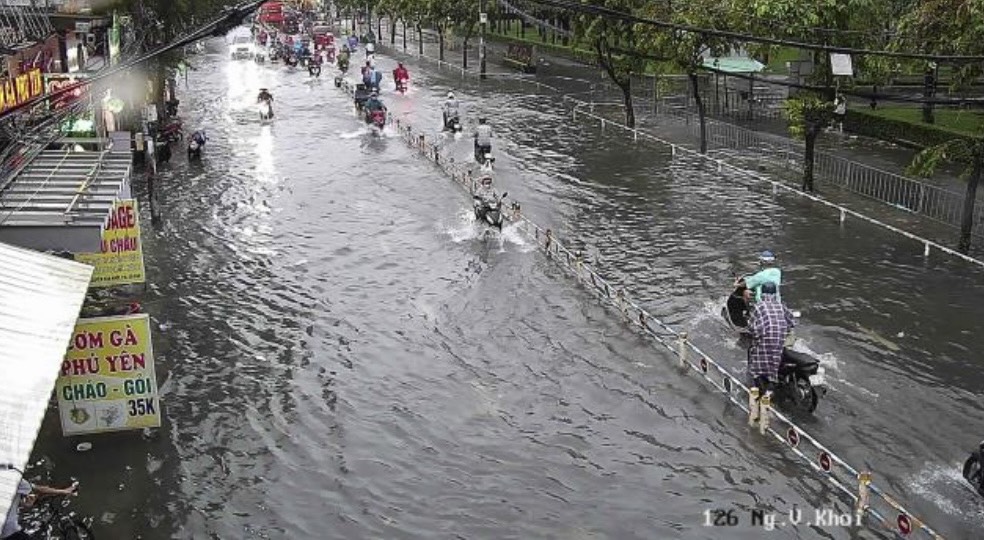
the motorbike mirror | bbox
[501,192,508,198]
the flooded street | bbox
[28,38,984,539]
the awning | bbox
[703,56,765,74]
[0,139,132,252]
[0,242,93,521]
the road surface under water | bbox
[26,37,984,539]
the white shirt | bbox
[366,43,375,53]
[2,480,31,538]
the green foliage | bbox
[634,0,740,76]
[782,93,833,139]
[571,0,647,85]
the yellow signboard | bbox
[56,314,161,435]
[75,199,146,287]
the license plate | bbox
[809,373,825,387]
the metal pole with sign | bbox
[479,4,487,79]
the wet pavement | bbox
[21,28,984,540]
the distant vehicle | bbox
[231,35,254,60]
[258,1,285,25]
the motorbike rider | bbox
[442,91,460,128]
[473,175,496,218]
[746,281,795,391]
[1,474,78,540]
[364,91,385,114]
[736,250,782,303]
[967,440,984,496]
[474,117,493,157]
[190,129,207,146]
[393,62,409,87]
[363,61,382,92]
[337,45,351,69]
[366,41,376,60]
[257,88,273,103]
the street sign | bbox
[479,12,488,24]
[830,53,853,76]
[786,427,800,447]
[819,452,832,472]
[897,514,912,535]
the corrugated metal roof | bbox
[0,148,132,228]
[0,241,93,522]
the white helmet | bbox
[447,91,455,99]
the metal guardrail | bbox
[650,98,984,238]
[565,97,984,270]
[333,73,946,539]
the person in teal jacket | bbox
[738,250,782,302]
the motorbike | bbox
[258,100,274,121]
[474,142,494,170]
[338,57,350,72]
[366,108,386,130]
[158,119,183,143]
[187,130,206,159]
[165,99,180,118]
[255,50,266,63]
[353,83,371,111]
[964,440,984,496]
[394,76,408,94]
[443,114,462,133]
[285,55,299,68]
[724,283,826,413]
[309,63,322,77]
[473,192,509,229]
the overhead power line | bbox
[522,0,984,62]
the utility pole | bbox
[479,0,487,79]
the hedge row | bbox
[844,109,981,149]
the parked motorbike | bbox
[158,119,183,143]
[165,98,179,118]
[964,440,984,496]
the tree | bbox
[894,0,984,253]
[572,0,647,127]
[737,0,891,191]
[446,0,479,69]
[104,0,229,121]
[635,1,739,154]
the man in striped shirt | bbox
[747,281,795,390]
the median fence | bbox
[330,74,946,539]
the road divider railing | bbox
[566,97,984,271]
[332,54,945,540]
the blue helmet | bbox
[759,250,776,263]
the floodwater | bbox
[25,34,984,540]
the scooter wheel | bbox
[793,376,820,413]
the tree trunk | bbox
[377,16,382,42]
[417,23,423,55]
[390,16,396,45]
[438,28,445,61]
[153,61,166,124]
[350,12,356,33]
[803,124,819,192]
[620,78,635,128]
[402,20,407,51]
[520,20,525,38]
[462,38,469,69]
[689,72,707,154]
[958,153,983,253]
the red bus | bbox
[258,2,285,25]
